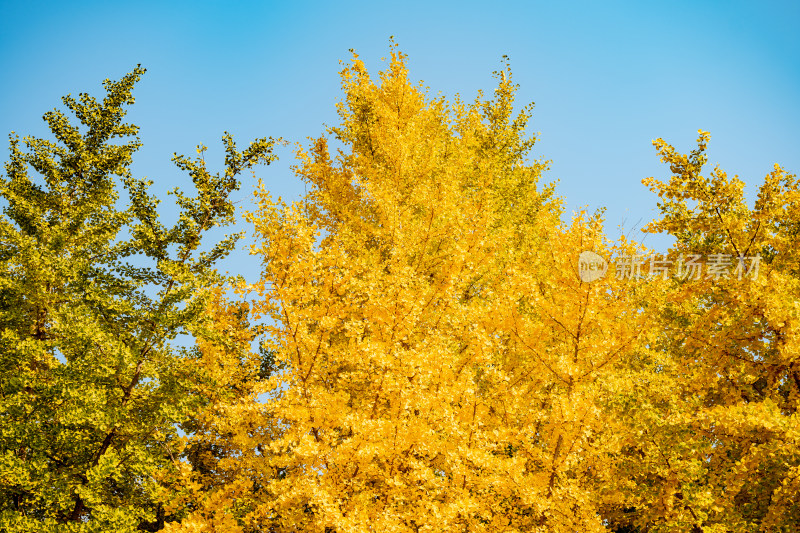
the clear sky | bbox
[2,0,798,284]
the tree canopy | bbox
[0,66,279,532]
[1,48,798,533]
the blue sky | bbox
[2,0,798,284]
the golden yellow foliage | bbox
[164,54,799,533]
[169,45,666,533]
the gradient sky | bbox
[2,0,798,284]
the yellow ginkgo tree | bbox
[169,44,661,533]
[603,131,800,532]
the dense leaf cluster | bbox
[1,50,798,532]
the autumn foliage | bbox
[2,46,798,532]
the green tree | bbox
[0,66,278,532]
